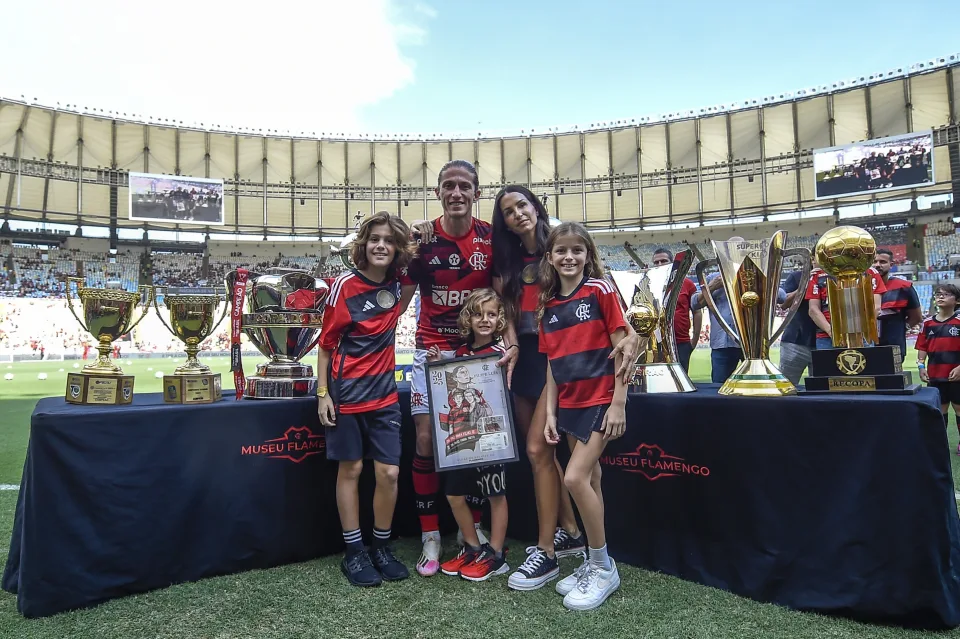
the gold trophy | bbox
[154,291,230,404]
[64,278,153,405]
[695,231,811,396]
[608,250,696,393]
[802,226,917,393]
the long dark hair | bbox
[535,222,605,330]
[491,185,550,323]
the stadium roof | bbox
[1,56,958,236]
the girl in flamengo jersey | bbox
[536,222,627,611]
[316,211,415,587]
[916,283,960,451]
[427,288,512,581]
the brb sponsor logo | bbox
[600,443,710,481]
[241,426,326,463]
[432,287,473,307]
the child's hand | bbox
[317,395,336,427]
[601,400,626,441]
[426,345,441,362]
[919,366,929,382]
[544,414,560,446]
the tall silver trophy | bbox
[225,268,329,399]
[608,250,696,393]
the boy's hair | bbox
[349,211,415,272]
[935,284,960,310]
[457,288,507,340]
[535,222,605,329]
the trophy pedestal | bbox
[630,362,697,393]
[802,345,919,394]
[720,358,797,397]
[243,376,318,399]
[162,373,223,404]
[65,372,134,405]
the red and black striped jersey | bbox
[400,217,493,350]
[805,266,887,339]
[539,277,628,408]
[879,277,919,312]
[916,313,960,381]
[319,270,402,414]
[454,341,506,358]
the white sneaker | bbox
[562,559,620,611]
[456,524,489,548]
[555,558,590,596]
[416,535,442,577]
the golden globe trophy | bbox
[64,278,153,405]
[802,225,918,393]
[695,231,811,397]
[609,250,696,393]
[153,291,230,404]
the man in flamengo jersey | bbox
[873,248,922,360]
[398,159,518,577]
[916,283,960,449]
[806,264,886,350]
[316,211,413,587]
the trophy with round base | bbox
[154,291,230,404]
[695,231,811,397]
[608,250,697,393]
[802,226,918,394]
[64,278,153,405]
[225,269,329,399]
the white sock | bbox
[589,544,612,570]
[421,530,440,544]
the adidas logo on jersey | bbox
[549,315,559,324]
[430,256,442,265]
[362,300,375,311]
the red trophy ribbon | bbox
[230,268,250,399]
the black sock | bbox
[373,527,392,548]
[343,528,364,555]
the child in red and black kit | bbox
[428,288,511,581]
[316,211,414,587]
[916,283,960,451]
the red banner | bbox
[230,269,249,400]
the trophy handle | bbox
[769,247,812,346]
[152,288,177,336]
[64,276,90,334]
[125,285,155,335]
[211,293,231,333]
[695,259,741,345]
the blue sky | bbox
[3,0,958,136]
[360,0,959,134]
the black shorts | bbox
[445,464,507,498]
[557,404,609,444]
[325,403,402,465]
[929,381,960,406]
[512,334,547,400]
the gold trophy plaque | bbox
[64,278,153,405]
[154,291,230,404]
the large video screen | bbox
[128,172,225,225]
[813,131,934,200]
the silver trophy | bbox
[608,250,696,393]
[225,268,329,399]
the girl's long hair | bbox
[491,186,550,324]
[535,222,605,330]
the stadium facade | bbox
[0,56,958,241]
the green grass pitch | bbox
[0,348,958,638]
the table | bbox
[4,384,960,629]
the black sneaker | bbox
[370,544,410,581]
[507,546,560,591]
[553,527,587,559]
[341,549,382,587]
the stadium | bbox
[1,50,960,638]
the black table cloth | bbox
[4,383,960,629]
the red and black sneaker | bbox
[440,546,483,576]
[459,545,510,582]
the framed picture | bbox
[425,352,520,472]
